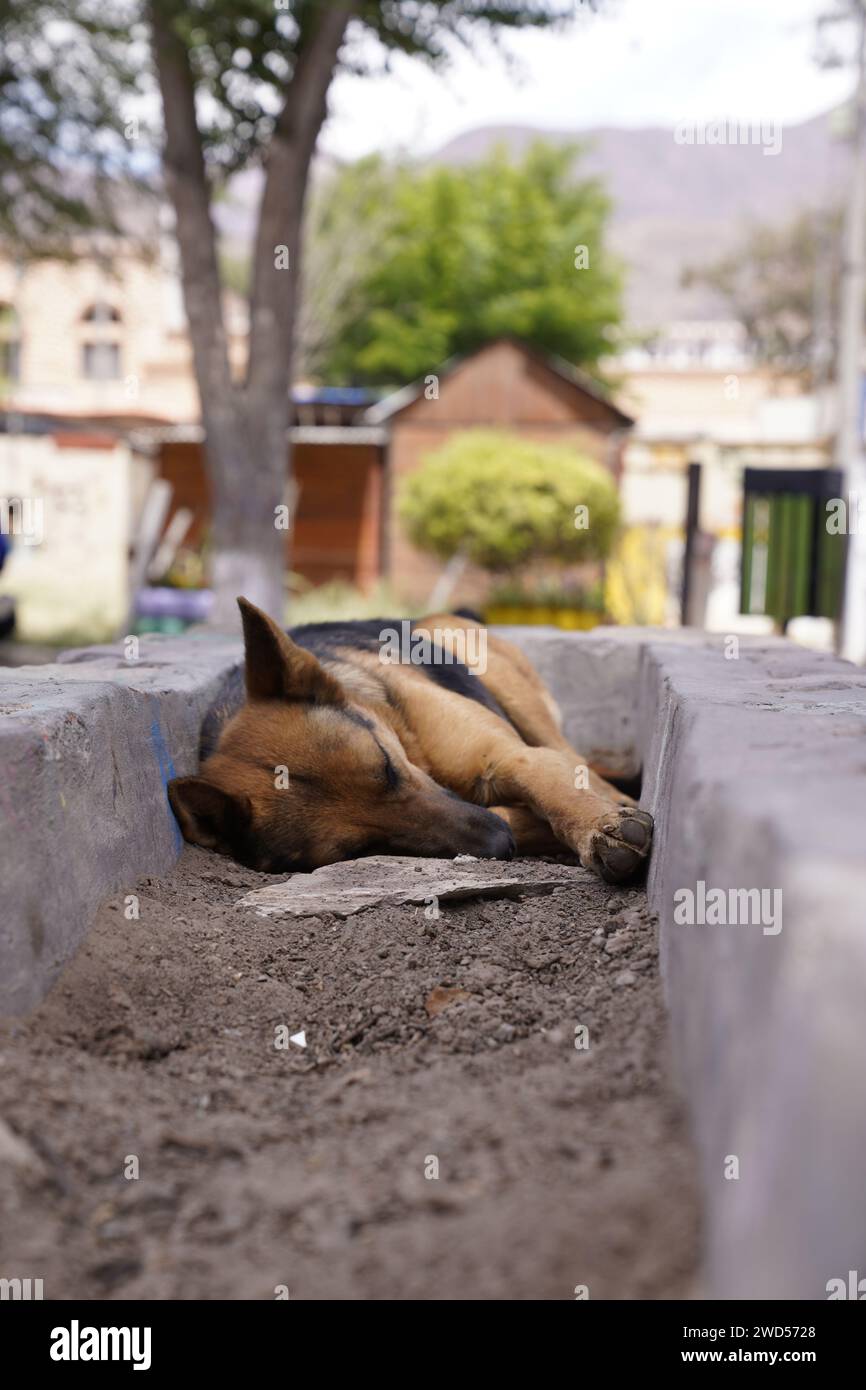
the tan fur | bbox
[168,600,652,883]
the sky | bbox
[322,0,859,161]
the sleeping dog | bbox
[168,598,653,883]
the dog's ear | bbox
[168,776,251,850]
[237,596,344,704]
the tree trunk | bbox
[426,551,469,613]
[149,3,353,630]
[203,398,288,627]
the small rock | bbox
[108,983,134,1010]
[619,908,648,931]
[614,970,637,988]
[494,1022,516,1043]
[0,1118,41,1172]
[425,985,471,1018]
[465,962,502,987]
[604,931,631,956]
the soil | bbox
[0,846,700,1301]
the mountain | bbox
[431,110,851,328]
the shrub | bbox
[399,430,620,572]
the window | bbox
[82,302,121,324]
[81,303,122,379]
[82,342,122,380]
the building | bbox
[0,244,248,428]
[1,240,633,613]
[134,338,633,607]
[614,353,835,634]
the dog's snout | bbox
[491,826,515,860]
[465,808,515,860]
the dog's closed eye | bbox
[380,748,400,790]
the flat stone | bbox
[235,855,591,919]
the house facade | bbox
[133,339,633,607]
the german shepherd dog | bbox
[167,598,653,884]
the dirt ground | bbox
[0,847,700,1300]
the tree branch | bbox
[246,2,356,396]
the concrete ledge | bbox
[0,633,243,1014]
[639,640,866,1299]
[497,624,789,780]
[505,625,866,1296]
[492,625,649,778]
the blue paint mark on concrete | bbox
[150,714,183,850]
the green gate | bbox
[740,468,846,626]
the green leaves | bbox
[0,0,150,254]
[399,428,620,571]
[152,1,578,174]
[312,140,623,384]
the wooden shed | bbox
[156,434,385,591]
[143,388,388,592]
[366,338,633,604]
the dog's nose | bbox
[492,827,515,860]
[470,812,515,860]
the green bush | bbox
[399,430,620,572]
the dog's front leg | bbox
[484,746,653,883]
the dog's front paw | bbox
[578,807,654,884]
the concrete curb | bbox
[639,640,866,1300]
[505,625,866,1297]
[0,633,243,1014]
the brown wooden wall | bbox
[385,340,629,605]
[157,439,383,589]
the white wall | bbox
[0,435,131,642]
